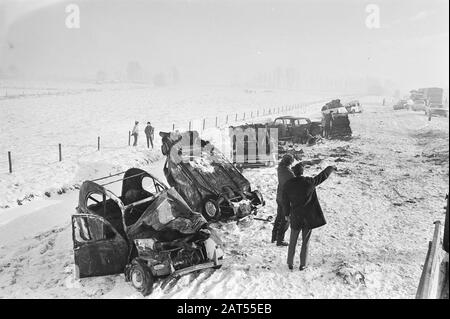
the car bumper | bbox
[172,259,223,278]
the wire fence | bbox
[1,101,325,176]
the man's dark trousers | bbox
[146,135,154,148]
[287,227,312,267]
[272,199,289,243]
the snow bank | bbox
[0,146,162,209]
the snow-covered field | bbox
[0,84,336,209]
[0,90,448,298]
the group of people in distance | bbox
[131,121,155,148]
[272,154,337,271]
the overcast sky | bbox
[0,0,448,90]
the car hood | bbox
[126,188,207,240]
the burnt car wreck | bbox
[160,131,265,221]
[271,116,322,144]
[228,123,278,169]
[322,99,352,139]
[72,168,224,295]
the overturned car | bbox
[160,131,265,221]
[72,168,224,296]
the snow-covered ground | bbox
[0,93,448,299]
[0,84,338,209]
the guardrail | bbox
[416,221,448,299]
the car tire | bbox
[202,197,221,221]
[128,258,154,296]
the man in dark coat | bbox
[282,163,336,270]
[145,122,155,149]
[272,154,295,246]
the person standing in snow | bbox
[322,111,332,139]
[282,163,336,270]
[145,122,155,149]
[272,154,295,246]
[321,113,327,138]
[131,121,139,146]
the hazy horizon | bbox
[0,0,448,92]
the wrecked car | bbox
[321,100,352,139]
[72,168,224,296]
[393,99,408,110]
[344,100,363,113]
[160,131,265,221]
[328,111,352,139]
[321,99,343,113]
[271,116,322,144]
[228,123,278,169]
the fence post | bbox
[215,116,218,127]
[257,110,259,117]
[251,111,253,118]
[59,143,62,162]
[172,123,175,131]
[128,131,131,146]
[243,112,245,120]
[8,151,12,173]
[97,136,100,151]
[226,114,228,124]
[189,121,192,131]
[235,113,238,121]
[203,118,206,131]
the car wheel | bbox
[203,197,221,221]
[128,259,154,296]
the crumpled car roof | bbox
[126,188,207,241]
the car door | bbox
[72,214,129,278]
